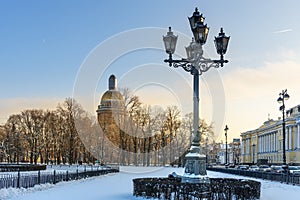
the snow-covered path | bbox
[1,166,300,200]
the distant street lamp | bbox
[205,136,208,166]
[224,125,229,165]
[163,8,230,183]
[277,89,290,166]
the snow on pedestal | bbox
[181,146,210,183]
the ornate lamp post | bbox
[224,125,229,165]
[277,89,290,166]
[163,8,230,183]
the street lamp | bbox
[277,89,290,166]
[205,136,208,166]
[188,8,209,45]
[224,125,229,165]
[163,8,230,183]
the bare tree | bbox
[163,106,181,165]
[57,98,85,164]
[17,109,46,164]
[4,115,25,163]
[199,119,215,145]
[0,125,6,162]
[120,88,143,165]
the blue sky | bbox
[1,0,300,140]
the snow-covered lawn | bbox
[1,166,300,200]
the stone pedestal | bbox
[181,146,210,183]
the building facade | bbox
[241,105,300,165]
[217,139,241,165]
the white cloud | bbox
[273,29,293,34]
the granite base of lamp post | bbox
[181,146,210,184]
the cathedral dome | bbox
[97,75,124,112]
[101,90,123,102]
[100,90,124,110]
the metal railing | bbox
[0,164,46,172]
[0,167,119,189]
[207,167,300,185]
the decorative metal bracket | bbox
[164,53,228,75]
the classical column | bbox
[260,136,262,153]
[268,133,272,152]
[286,129,288,151]
[272,132,276,152]
[267,134,270,152]
[296,125,298,149]
[258,136,261,153]
[275,131,278,151]
[271,133,273,152]
[298,124,300,148]
[272,133,274,152]
[266,134,268,152]
[264,135,266,153]
[262,136,264,153]
[289,126,292,150]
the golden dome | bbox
[101,90,123,102]
[97,75,125,112]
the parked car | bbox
[259,165,271,172]
[207,164,213,168]
[288,166,300,174]
[249,165,259,171]
[228,163,235,168]
[237,165,249,170]
[270,165,284,173]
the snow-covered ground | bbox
[1,166,300,200]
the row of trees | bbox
[0,98,94,164]
[0,90,216,166]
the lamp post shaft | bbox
[278,89,288,166]
[282,99,286,165]
[225,132,228,164]
[192,68,200,147]
[181,66,208,183]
